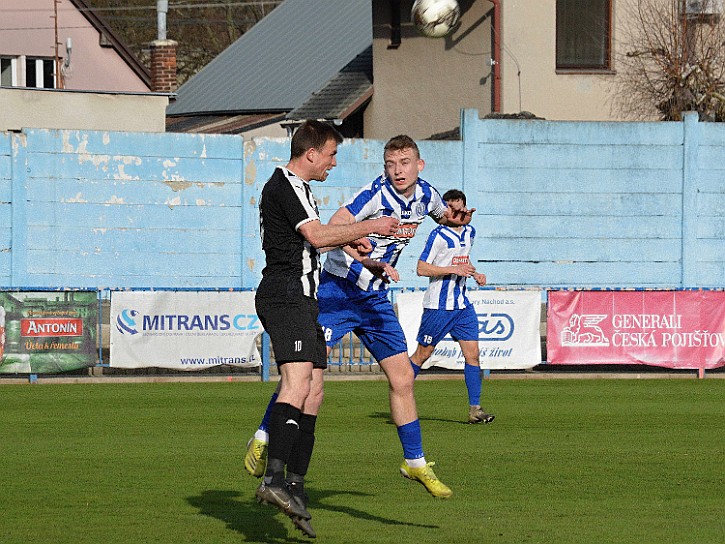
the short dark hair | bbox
[442,189,466,205]
[384,134,420,159]
[290,120,343,159]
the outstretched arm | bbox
[299,208,398,250]
[436,206,476,227]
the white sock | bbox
[405,457,427,468]
[254,429,269,443]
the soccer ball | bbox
[411,0,461,39]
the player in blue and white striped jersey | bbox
[314,136,475,498]
[246,135,474,500]
[410,190,495,424]
[322,173,448,292]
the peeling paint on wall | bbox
[245,159,256,186]
[11,132,27,152]
[244,139,256,158]
[63,133,112,170]
[165,196,181,208]
[115,155,143,166]
[164,180,193,192]
[114,164,139,181]
[247,258,255,271]
[104,196,125,205]
[63,192,88,203]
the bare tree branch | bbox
[615,0,725,121]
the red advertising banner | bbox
[547,290,725,370]
[21,318,84,337]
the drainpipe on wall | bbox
[488,0,502,112]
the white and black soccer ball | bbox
[411,0,461,39]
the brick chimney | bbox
[150,39,178,93]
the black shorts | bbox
[255,293,328,369]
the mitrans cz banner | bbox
[547,290,725,370]
[110,291,262,370]
[398,289,542,370]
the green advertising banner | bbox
[0,291,98,374]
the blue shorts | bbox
[416,305,479,346]
[317,271,408,362]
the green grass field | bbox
[0,378,723,544]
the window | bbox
[1,57,15,86]
[556,0,612,70]
[0,56,56,88]
[26,58,56,89]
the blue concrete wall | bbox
[0,134,11,280]
[4,129,245,288]
[462,110,682,287]
[0,110,722,290]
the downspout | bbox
[488,0,502,112]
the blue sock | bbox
[259,392,279,432]
[410,360,421,378]
[464,364,481,406]
[396,419,424,459]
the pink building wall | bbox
[0,0,149,92]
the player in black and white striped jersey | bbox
[254,120,398,537]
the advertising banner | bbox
[398,289,542,370]
[110,291,262,370]
[547,290,725,369]
[0,291,98,374]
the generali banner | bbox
[110,291,262,370]
[547,290,725,369]
[398,289,542,370]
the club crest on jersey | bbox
[414,203,426,216]
[452,255,470,265]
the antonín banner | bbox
[0,290,98,374]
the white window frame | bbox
[0,56,56,88]
[1,57,18,86]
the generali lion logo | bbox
[561,314,610,347]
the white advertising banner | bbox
[398,289,542,370]
[110,291,262,370]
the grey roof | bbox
[287,46,373,121]
[167,0,372,116]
